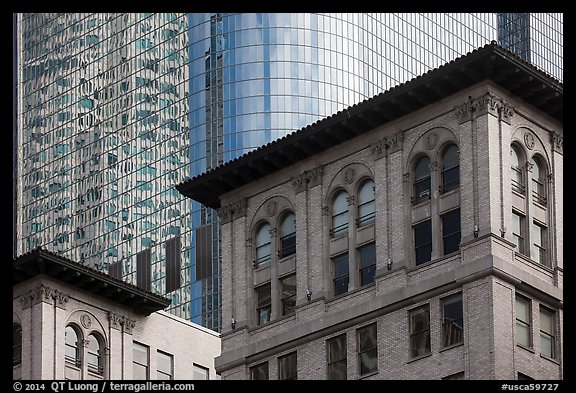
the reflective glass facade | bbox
[14,13,563,332]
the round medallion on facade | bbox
[266,200,277,217]
[524,131,535,150]
[343,167,356,184]
[80,314,92,329]
[425,132,439,150]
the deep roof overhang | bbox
[177,42,562,209]
[13,248,171,315]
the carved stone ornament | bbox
[425,132,439,150]
[80,314,92,329]
[343,167,356,184]
[524,131,535,150]
[266,200,277,217]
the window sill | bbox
[439,342,464,353]
[540,354,560,365]
[407,352,432,363]
[517,344,535,354]
[357,370,379,379]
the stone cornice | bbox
[108,311,136,334]
[19,283,69,310]
[290,165,323,194]
[455,92,515,124]
[217,198,248,224]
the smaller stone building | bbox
[13,248,221,380]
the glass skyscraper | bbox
[14,13,563,332]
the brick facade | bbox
[214,82,563,380]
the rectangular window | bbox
[192,364,209,380]
[250,362,269,380]
[516,295,532,348]
[409,304,431,358]
[136,249,151,291]
[512,211,526,255]
[195,224,213,280]
[278,352,297,380]
[157,351,173,380]
[280,274,296,317]
[441,209,461,255]
[327,334,347,380]
[332,253,349,296]
[358,242,376,286]
[357,323,378,376]
[109,260,122,280]
[414,220,432,265]
[133,342,149,380]
[166,236,181,293]
[256,284,271,325]
[540,307,556,359]
[531,222,548,266]
[441,293,464,347]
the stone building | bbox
[13,248,221,380]
[177,42,563,380]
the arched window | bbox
[13,323,22,366]
[65,325,81,368]
[279,212,296,258]
[531,156,546,205]
[357,180,375,226]
[331,190,349,237]
[441,144,459,192]
[255,223,272,267]
[86,333,104,375]
[511,144,524,193]
[414,156,431,202]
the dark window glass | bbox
[441,144,460,192]
[414,157,431,202]
[414,220,432,265]
[441,293,464,347]
[442,209,461,255]
[281,274,297,317]
[280,212,296,258]
[136,248,151,291]
[531,157,547,205]
[250,362,269,380]
[166,235,181,292]
[196,224,213,279]
[332,253,349,296]
[409,305,431,358]
[256,284,271,325]
[278,352,297,380]
[327,334,347,380]
[357,324,378,376]
[358,242,376,286]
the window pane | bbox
[193,364,209,380]
[332,254,349,296]
[280,212,296,257]
[414,220,432,265]
[358,180,375,225]
[358,324,377,375]
[517,323,530,347]
[250,363,269,380]
[281,275,297,316]
[442,209,461,255]
[157,351,173,380]
[442,144,460,192]
[410,305,431,357]
[358,242,376,286]
[278,352,297,380]
[540,335,554,358]
[442,294,463,347]
[327,335,347,380]
[332,191,349,236]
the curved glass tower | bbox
[14,13,563,332]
